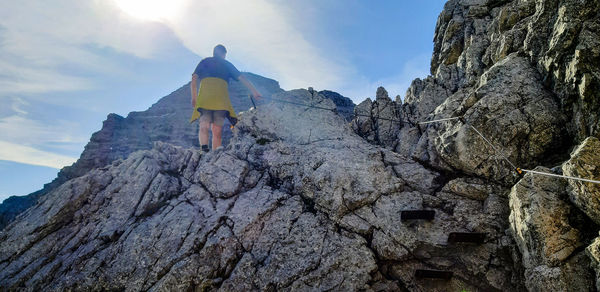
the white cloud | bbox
[0,0,175,96]
[0,0,168,59]
[0,114,87,155]
[10,97,29,115]
[162,0,349,91]
[0,0,430,101]
[0,60,95,94]
[0,0,353,99]
[0,141,77,169]
[0,0,434,171]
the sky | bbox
[0,0,447,202]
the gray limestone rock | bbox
[352,87,402,148]
[433,54,567,184]
[509,166,594,291]
[0,73,284,231]
[586,236,600,290]
[2,0,600,290]
[0,89,524,291]
[433,0,600,141]
[58,73,284,184]
[318,90,356,121]
[442,177,499,201]
[563,136,600,224]
[0,78,358,231]
[524,252,594,292]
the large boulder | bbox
[509,166,594,291]
[432,54,567,184]
[563,136,600,224]
[433,0,600,141]
[586,236,600,290]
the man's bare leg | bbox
[199,120,210,146]
[211,124,223,149]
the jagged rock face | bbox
[0,191,42,230]
[0,142,375,291]
[353,0,597,184]
[357,54,568,185]
[0,73,282,231]
[0,90,524,291]
[347,0,600,291]
[0,74,356,231]
[521,0,600,140]
[432,54,567,184]
[509,166,594,290]
[1,0,599,290]
[403,77,450,122]
[432,0,600,141]
[317,90,355,121]
[565,137,600,290]
[587,237,600,290]
[59,73,284,183]
[352,87,402,148]
[563,137,600,224]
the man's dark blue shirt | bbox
[193,57,241,82]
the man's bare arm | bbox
[238,74,262,100]
[191,74,199,107]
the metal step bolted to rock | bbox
[401,209,487,280]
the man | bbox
[190,44,262,152]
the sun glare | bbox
[114,0,179,22]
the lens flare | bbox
[113,0,180,22]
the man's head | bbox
[213,44,227,59]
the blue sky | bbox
[0,0,447,202]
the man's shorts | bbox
[198,108,227,127]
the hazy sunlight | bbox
[113,0,183,22]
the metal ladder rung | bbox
[415,269,453,279]
[401,210,435,221]
[447,232,486,244]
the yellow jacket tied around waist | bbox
[190,77,237,125]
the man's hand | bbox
[239,75,263,101]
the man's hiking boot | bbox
[201,145,210,153]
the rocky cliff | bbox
[1,0,600,291]
[350,0,600,290]
[0,90,522,291]
[0,73,352,230]
[0,72,275,230]
[58,73,284,182]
